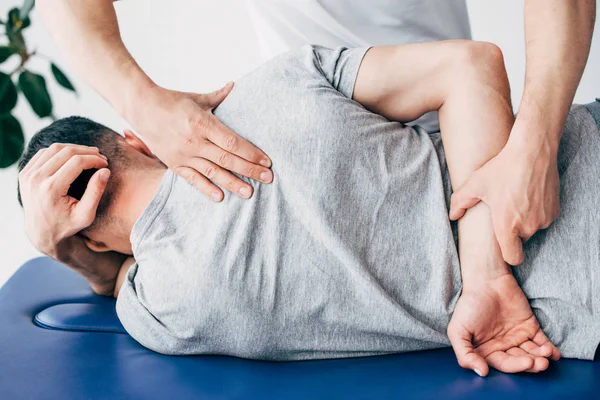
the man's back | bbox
[115,46,600,362]
[116,45,462,359]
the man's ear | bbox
[82,236,112,253]
[123,129,155,158]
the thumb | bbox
[449,178,483,220]
[202,81,235,109]
[493,217,525,266]
[448,325,490,377]
[75,168,110,227]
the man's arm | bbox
[37,0,273,201]
[113,257,136,298]
[57,236,127,296]
[450,0,596,263]
[352,41,560,375]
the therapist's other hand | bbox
[449,139,560,265]
[448,272,561,377]
[127,83,273,202]
[18,144,110,258]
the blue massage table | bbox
[1,257,600,399]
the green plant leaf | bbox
[19,0,35,22]
[0,72,18,114]
[7,7,30,30]
[0,114,25,168]
[51,63,76,93]
[6,9,27,50]
[18,70,52,118]
[0,46,17,64]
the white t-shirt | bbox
[244,0,472,132]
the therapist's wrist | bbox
[115,59,157,123]
[511,86,572,152]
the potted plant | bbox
[0,0,76,168]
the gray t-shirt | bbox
[116,45,600,361]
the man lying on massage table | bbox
[16,41,600,377]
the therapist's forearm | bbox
[514,0,595,150]
[37,0,155,119]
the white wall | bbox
[0,0,599,287]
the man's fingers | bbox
[519,340,552,358]
[485,350,534,373]
[448,326,489,377]
[174,166,224,202]
[186,157,255,200]
[39,146,105,178]
[493,216,525,265]
[506,348,549,373]
[28,143,98,173]
[201,140,273,184]
[532,330,561,361]
[75,168,110,227]
[52,155,108,192]
[449,179,482,220]
[20,148,46,174]
[201,81,235,109]
[204,115,272,168]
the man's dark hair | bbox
[17,116,124,223]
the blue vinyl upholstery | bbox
[1,257,599,400]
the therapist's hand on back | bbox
[127,82,273,202]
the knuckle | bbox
[204,166,216,179]
[48,143,64,152]
[246,166,257,179]
[186,173,198,187]
[76,212,94,226]
[40,179,53,193]
[64,146,77,156]
[190,113,211,134]
[71,155,84,165]
[218,152,230,168]
[224,135,238,152]
[29,170,42,182]
[227,178,237,191]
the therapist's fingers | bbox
[449,178,483,220]
[75,168,111,227]
[174,165,225,202]
[492,214,525,266]
[202,114,272,169]
[185,157,256,201]
[193,81,235,110]
[200,142,273,185]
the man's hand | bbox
[18,143,110,258]
[448,272,561,377]
[449,138,560,265]
[127,83,274,202]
